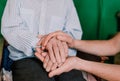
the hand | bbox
[101,56,109,63]
[45,37,68,63]
[43,54,58,72]
[37,35,48,46]
[34,35,48,62]
[48,56,79,77]
[41,31,74,48]
[43,41,68,72]
[35,49,47,62]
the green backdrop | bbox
[73,0,120,63]
[0,0,120,63]
[1,0,120,39]
[0,0,6,38]
[74,0,120,40]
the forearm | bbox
[73,40,117,56]
[76,59,120,81]
[63,27,82,56]
[62,30,77,56]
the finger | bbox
[51,63,58,71]
[35,52,44,62]
[49,65,65,78]
[49,57,77,77]
[53,39,62,64]
[35,47,42,53]
[101,56,109,63]
[41,35,51,50]
[40,35,48,50]
[58,62,63,67]
[57,40,65,62]
[43,31,63,46]
[48,57,73,77]
[37,35,47,49]
[47,43,56,63]
[41,52,47,57]
[46,60,53,72]
[62,42,68,57]
[57,35,72,44]
[45,31,71,43]
[43,55,49,68]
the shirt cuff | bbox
[31,38,40,50]
[68,48,77,56]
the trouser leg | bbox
[11,58,55,81]
[55,70,86,81]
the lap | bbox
[55,70,86,81]
[11,58,86,81]
[11,58,54,81]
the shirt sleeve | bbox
[1,0,39,56]
[63,0,83,56]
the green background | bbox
[73,0,120,40]
[1,0,120,63]
[1,0,120,39]
[73,0,120,63]
[0,0,6,38]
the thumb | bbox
[57,35,71,43]
[49,67,64,77]
[35,52,44,62]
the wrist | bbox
[69,39,75,48]
[75,58,86,71]
[72,40,77,48]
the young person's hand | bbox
[41,31,75,48]
[48,56,80,77]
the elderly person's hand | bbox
[34,35,47,62]
[44,37,68,64]
[35,34,68,72]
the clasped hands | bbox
[35,34,68,73]
[34,31,79,77]
[34,31,109,77]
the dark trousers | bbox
[11,58,86,81]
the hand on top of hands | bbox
[48,56,79,78]
[35,32,69,74]
[41,31,74,48]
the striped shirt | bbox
[1,0,82,60]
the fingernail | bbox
[43,64,46,68]
[46,69,50,72]
[49,74,52,78]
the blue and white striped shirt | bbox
[1,0,82,60]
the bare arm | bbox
[74,40,116,56]
[43,31,120,56]
[73,32,120,56]
[76,58,120,81]
[49,57,120,81]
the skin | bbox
[42,31,120,81]
[35,34,68,72]
[49,56,120,81]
